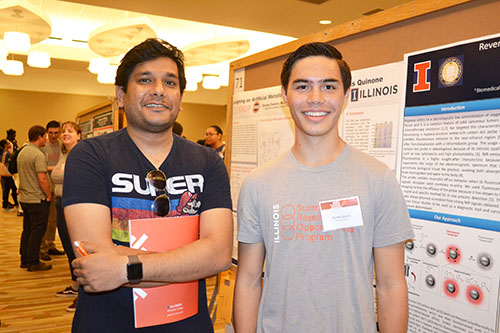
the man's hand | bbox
[72,241,129,293]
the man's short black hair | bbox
[281,42,351,93]
[0,139,8,149]
[115,38,186,94]
[46,120,60,130]
[28,125,47,142]
[172,121,183,136]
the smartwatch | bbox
[127,255,143,284]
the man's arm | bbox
[233,241,265,333]
[374,242,408,333]
[37,172,51,201]
[139,207,232,282]
[67,204,233,292]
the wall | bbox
[0,88,227,145]
[0,57,227,106]
[0,88,108,144]
[176,102,227,143]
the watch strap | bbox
[128,254,141,265]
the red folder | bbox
[128,215,200,328]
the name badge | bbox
[319,196,364,232]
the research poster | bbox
[79,120,93,139]
[230,86,294,211]
[400,34,500,332]
[339,62,405,171]
[92,110,113,136]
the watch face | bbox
[127,261,143,283]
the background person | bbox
[40,120,65,260]
[0,139,19,212]
[18,125,52,272]
[204,125,225,159]
[6,128,18,152]
[52,121,82,312]
[172,121,183,136]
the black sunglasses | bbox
[146,170,170,216]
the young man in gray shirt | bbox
[234,43,414,332]
[18,125,52,271]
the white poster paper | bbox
[340,62,405,170]
[401,33,500,332]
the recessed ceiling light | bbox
[319,20,332,25]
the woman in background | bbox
[51,121,81,312]
[204,125,226,159]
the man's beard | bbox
[125,109,177,133]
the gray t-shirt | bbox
[51,153,67,197]
[18,143,48,203]
[237,145,414,332]
[40,140,61,167]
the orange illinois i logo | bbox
[413,60,431,92]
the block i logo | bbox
[413,60,431,93]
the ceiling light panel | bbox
[0,0,52,47]
[88,17,157,57]
[183,37,250,67]
[16,0,295,88]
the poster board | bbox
[400,33,500,333]
[227,0,500,170]
[227,0,500,246]
[227,0,500,330]
[75,98,125,137]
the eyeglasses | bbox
[146,170,170,216]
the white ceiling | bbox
[0,0,412,105]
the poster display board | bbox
[230,86,294,211]
[339,62,405,170]
[400,33,500,332]
[93,110,114,136]
[79,120,93,139]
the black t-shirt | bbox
[63,128,231,332]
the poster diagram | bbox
[400,33,500,332]
[405,220,498,332]
[230,86,294,211]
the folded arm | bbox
[66,203,233,292]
